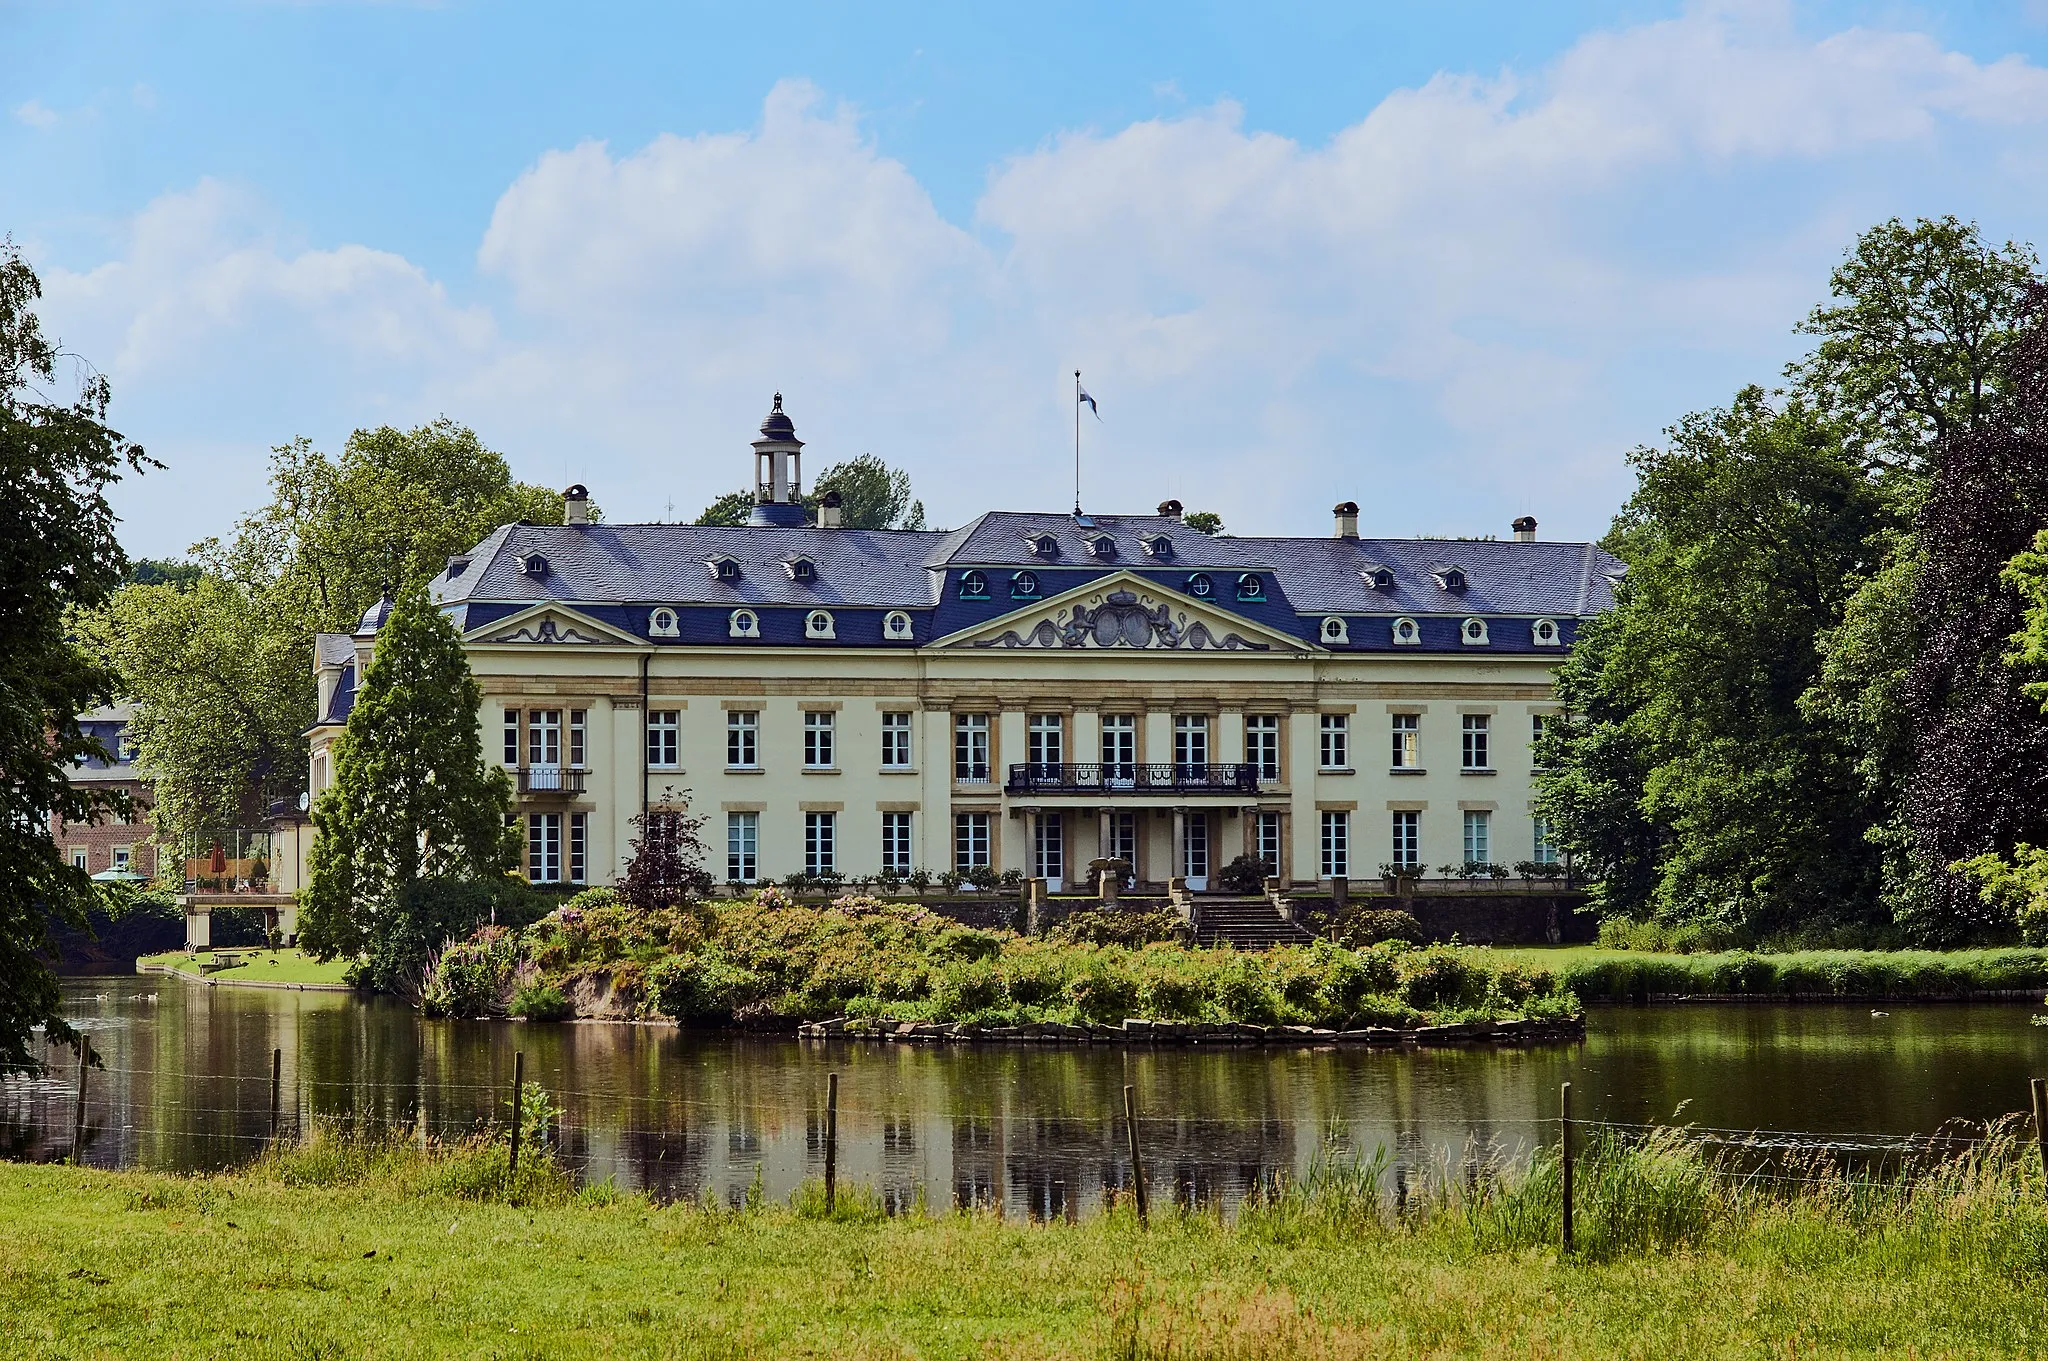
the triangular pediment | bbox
[932,573,1312,653]
[466,603,646,649]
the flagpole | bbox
[1074,370,1082,515]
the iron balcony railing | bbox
[518,766,588,795]
[1004,762,1260,796]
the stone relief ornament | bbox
[487,618,606,645]
[973,588,1271,651]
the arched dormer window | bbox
[648,607,679,638]
[1391,617,1420,646]
[1236,573,1264,601]
[1532,618,1560,647]
[709,557,741,583]
[522,554,549,578]
[1320,616,1349,645]
[805,609,836,640]
[882,611,914,642]
[1461,618,1489,646]
[1011,570,1041,599]
[1186,572,1213,599]
[728,609,760,639]
[958,570,989,600]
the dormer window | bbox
[1235,573,1264,601]
[728,609,760,639]
[882,610,914,642]
[522,554,549,578]
[1461,618,1490,646]
[958,570,989,600]
[1088,534,1115,559]
[1141,534,1174,560]
[1392,617,1420,646]
[1532,618,1560,647]
[805,609,837,640]
[1186,572,1213,599]
[709,557,741,583]
[1027,533,1060,558]
[1361,564,1394,592]
[648,607,679,638]
[1011,570,1041,599]
[784,557,816,583]
[1320,616,1349,645]
[1433,566,1468,594]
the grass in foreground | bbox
[1492,945,2048,1000]
[7,1123,2048,1358]
[136,948,355,986]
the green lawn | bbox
[136,947,354,988]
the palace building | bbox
[303,396,1620,897]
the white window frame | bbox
[568,709,587,769]
[1391,810,1420,868]
[1391,712,1420,769]
[804,811,836,876]
[803,710,836,769]
[647,710,681,769]
[1319,810,1349,879]
[954,812,991,869]
[1027,713,1064,769]
[1463,810,1491,864]
[1245,714,1281,782]
[1174,714,1209,772]
[1033,812,1064,881]
[1319,713,1349,771]
[726,812,758,882]
[1462,714,1491,771]
[528,812,562,883]
[881,812,913,875]
[1255,812,1282,875]
[1533,816,1559,865]
[568,812,587,884]
[954,713,990,782]
[727,710,759,769]
[1101,715,1137,782]
[528,710,561,768]
[503,709,520,766]
[880,711,913,769]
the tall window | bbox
[1532,817,1559,865]
[881,712,913,769]
[1027,714,1063,769]
[1256,812,1282,875]
[804,812,836,876]
[1319,713,1349,770]
[1101,715,1136,782]
[647,710,680,768]
[568,709,587,768]
[1391,713,1419,769]
[1531,712,1551,770]
[568,812,587,884]
[113,845,132,872]
[954,713,990,782]
[1245,714,1281,781]
[803,711,835,768]
[528,710,561,767]
[726,812,758,882]
[727,710,758,768]
[503,710,520,765]
[954,812,991,869]
[1033,813,1064,881]
[1181,813,1208,880]
[1106,811,1137,874]
[1463,810,1491,864]
[1462,714,1491,770]
[881,812,913,874]
[1319,810,1349,879]
[70,847,88,871]
[528,812,562,882]
[1174,714,1209,772]
[1391,811,1419,867]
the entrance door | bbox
[1034,813,1064,892]
[1182,813,1209,890]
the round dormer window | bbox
[1533,618,1560,646]
[1236,573,1264,601]
[1392,617,1420,645]
[649,607,678,638]
[1187,573,1213,598]
[729,609,759,639]
[958,570,988,599]
[1462,618,1489,645]
[1320,616,1348,644]
[883,610,914,641]
[806,610,836,639]
[1012,570,1039,598]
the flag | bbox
[1077,384,1100,419]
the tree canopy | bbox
[693,453,925,530]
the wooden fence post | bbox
[269,1047,282,1142]
[509,1050,525,1173]
[71,1038,92,1166]
[824,1072,839,1214]
[1560,1081,1575,1255]
[1123,1084,1148,1227]
[2031,1078,2047,1193]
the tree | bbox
[0,242,153,1074]
[125,557,200,588]
[694,490,753,527]
[298,586,512,991]
[813,454,924,529]
[618,808,714,911]
[1182,511,1224,536]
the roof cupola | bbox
[748,392,808,528]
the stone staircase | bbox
[1191,897,1316,950]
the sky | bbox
[6,1,2048,556]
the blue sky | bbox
[7,1,2048,555]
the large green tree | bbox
[694,453,925,530]
[298,586,512,991]
[0,243,153,1073]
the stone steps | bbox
[1191,898,1317,950]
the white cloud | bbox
[14,100,58,129]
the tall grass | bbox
[1552,947,2048,999]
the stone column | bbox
[1171,807,1186,886]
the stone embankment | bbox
[798,1015,1584,1047]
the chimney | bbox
[563,483,590,526]
[1333,501,1359,539]
[1156,498,1183,520]
[1512,515,1537,543]
[817,489,843,529]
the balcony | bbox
[518,766,587,795]
[1004,763,1260,796]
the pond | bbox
[5,976,2045,1216]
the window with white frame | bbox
[1463,810,1491,864]
[1319,810,1350,879]
[727,710,759,768]
[1256,812,1282,875]
[1245,714,1281,781]
[803,711,836,768]
[1391,810,1420,868]
[568,813,587,884]
[647,710,680,768]
[1101,715,1136,780]
[1174,714,1209,772]
[528,710,561,768]
[954,713,990,782]
[1033,813,1064,880]
[1391,713,1420,769]
[70,847,88,871]
[881,711,913,768]
[1532,817,1559,865]
[1531,712,1552,770]
[528,812,562,882]
[954,812,991,869]
[113,845,131,871]
[503,710,520,765]
[726,812,758,882]
[881,812,913,875]
[804,812,836,876]
[1462,714,1491,770]
[1027,713,1063,769]
[568,709,587,768]
[1319,713,1349,770]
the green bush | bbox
[1138,971,1208,1020]
[1396,944,1485,1010]
[1329,909,1426,948]
[1045,907,1189,947]
[1209,955,1284,1024]
[420,928,519,1018]
[1067,962,1140,1022]
[509,981,572,1021]
[647,952,767,1024]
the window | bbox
[1256,812,1282,875]
[804,812,836,876]
[529,710,562,767]
[649,607,679,637]
[954,713,990,782]
[1101,715,1136,782]
[1462,714,1490,770]
[1391,713,1420,769]
[1532,617,1560,646]
[728,609,759,639]
[954,812,992,869]
[1463,810,1491,864]
[1321,616,1349,644]
[568,813,587,884]
[1319,713,1349,770]
[1391,811,1419,868]
[113,846,131,871]
[1363,565,1394,591]
[803,711,835,768]
[1033,813,1064,881]
[1186,572,1213,598]
[958,570,988,599]
[805,610,835,639]
[1142,534,1173,560]
[569,709,587,768]
[1533,817,1559,865]
[881,812,913,875]
[881,712,913,768]
[1531,713,1551,770]
[1180,813,1208,881]
[70,847,88,871]
[1011,570,1040,598]
[1461,617,1489,646]
[1089,534,1116,559]
[711,557,740,582]
[726,813,758,882]
[1174,714,1209,772]
[523,554,549,578]
[883,610,914,641]
[727,710,759,768]
[787,557,815,582]
[1032,534,1058,557]
[503,710,520,765]
[529,812,562,882]
[647,710,681,768]
[1235,573,1264,601]
[1245,714,1281,781]
[1391,617,1420,645]
[1027,713,1063,769]
[1106,811,1137,874]
[1320,811,1350,879]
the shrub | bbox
[1046,908,1190,948]
[1068,962,1139,1022]
[1330,909,1425,948]
[931,960,1005,1016]
[420,928,520,1018]
[1396,944,1484,1010]
[1209,955,1282,1024]
[509,981,572,1021]
[932,927,1003,963]
[1002,955,1066,1008]
[1217,853,1269,894]
[1139,971,1208,1020]
[1315,944,1400,1015]
[647,952,768,1025]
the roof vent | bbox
[817,489,843,529]
[563,484,590,526]
[1333,501,1360,540]
[1512,515,1537,543]
[1156,499,1184,520]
